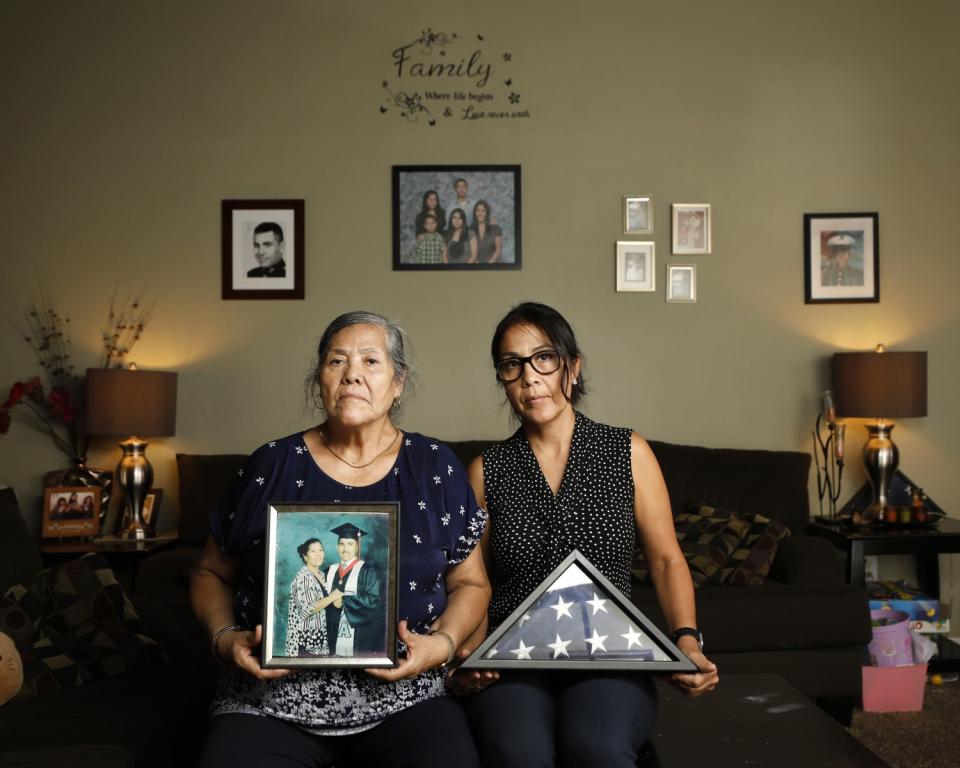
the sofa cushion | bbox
[176,453,247,546]
[2,554,167,697]
[0,488,43,595]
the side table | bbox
[38,532,179,590]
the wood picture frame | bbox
[263,502,399,669]
[222,199,305,299]
[42,486,102,539]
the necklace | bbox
[318,427,401,469]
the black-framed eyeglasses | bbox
[495,349,562,382]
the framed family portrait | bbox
[392,165,521,270]
[623,196,653,235]
[262,502,399,669]
[615,241,655,292]
[804,212,879,304]
[672,204,711,255]
[222,199,305,300]
[666,264,697,303]
[42,486,101,539]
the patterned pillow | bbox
[1,553,168,697]
[689,505,792,587]
[632,506,750,587]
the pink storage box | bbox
[862,664,927,712]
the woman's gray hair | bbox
[304,311,416,419]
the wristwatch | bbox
[671,627,704,652]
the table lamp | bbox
[831,346,927,522]
[85,367,177,539]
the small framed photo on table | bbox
[42,486,102,539]
[222,199,305,300]
[141,489,164,534]
[672,204,711,254]
[666,264,697,303]
[803,212,879,304]
[615,241,655,292]
[263,502,399,669]
[623,196,653,234]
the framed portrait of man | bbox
[392,165,522,270]
[804,212,879,304]
[263,502,399,669]
[222,199,305,299]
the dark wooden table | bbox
[641,673,886,767]
[38,532,178,590]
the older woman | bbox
[454,302,718,768]
[191,310,490,768]
[285,538,335,657]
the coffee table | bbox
[639,673,886,767]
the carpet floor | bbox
[848,679,960,767]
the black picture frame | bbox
[222,199,305,299]
[392,165,522,270]
[263,502,399,669]
[141,488,164,535]
[804,212,879,304]
[461,550,697,672]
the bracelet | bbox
[210,624,243,659]
[429,629,456,668]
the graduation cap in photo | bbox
[331,522,368,555]
[461,549,697,672]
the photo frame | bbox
[671,204,711,254]
[392,165,521,270]
[461,550,697,672]
[623,196,653,234]
[666,264,697,303]
[141,489,164,534]
[615,241,655,292]
[222,199,305,300]
[804,212,879,304]
[42,486,102,539]
[263,502,399,669]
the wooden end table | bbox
[39,532,179,590]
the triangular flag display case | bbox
[461,550,697,672]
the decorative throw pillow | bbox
[690,505,792,587]
[1,553,168,697]
[632,506,751,587]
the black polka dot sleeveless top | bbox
[482,411,636,628]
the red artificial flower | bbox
[0,408,9,435]
[48,387,76,423]
[4,382,24,409]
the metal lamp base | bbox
[115,436,153,540]
[862,421,899,523]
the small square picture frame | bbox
[42,486,102,539]
[142,489,164,534]
[623,196,653,235]
[672,204,711,254]
[615,241,655,292]
[222,199,305,300]
[666,264,697,303]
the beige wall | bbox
[2,0,958,575]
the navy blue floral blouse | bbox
[208,430,487,731]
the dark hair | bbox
[490,302,586,406]
[454,177,468,187]
[446,208,467,241]
[304,311,416,418]
[420,190,440,212]
[253,221,284,242]
[471,200,491,231]
[297,538,323,561]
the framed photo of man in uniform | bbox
[263,502,399,669]
[804,212,879,304]
[221,199,305,300]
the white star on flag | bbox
[551,596,573,619]
[547,634,571,658]
[586,592,608,615]
[586,629,608,653]
[510,640,534,659]
[621,625,644,649]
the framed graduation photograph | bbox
[804,212,879,304]
[392,165,522,270]
[221,199,305,300]
[262,502,399,669]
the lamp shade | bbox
[831,351,927,419]
[85,368,178,437]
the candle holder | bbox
[813,390,845,524]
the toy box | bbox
[862,664,927,712]
[866,580,940,621]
